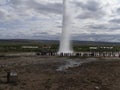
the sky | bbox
[0,0,120,42]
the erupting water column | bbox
[58,0,73,54]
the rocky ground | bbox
[0,56,120,90]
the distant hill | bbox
[0,39,120,46]
[73,40,120,46]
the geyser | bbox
[58,0,73,54]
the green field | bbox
[0,39,120,53]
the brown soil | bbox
[0,56,120,90]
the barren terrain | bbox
[0,56,120,90]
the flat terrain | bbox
[0,56,120,90]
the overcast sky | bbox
[0,0,120,42]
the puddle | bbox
[56,58,97,71]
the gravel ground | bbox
[0,56,120,90]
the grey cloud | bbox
[57,25,62,28]
[88,24,107,30]
[31,33,59,40]
[0,0,120,42]
[10,0,63,15]
[29,1,62,14]
[32,32,49,36]
[75,0,100,12]
[109,18,120,24]
[109,27,120,30]
[10,0,22,5]
[76,10,104,19]
[116,8,120,14]
[88,24,120,31]
[0,9,11,21]
[0,10,5,19]
[75,0,105,19]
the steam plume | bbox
[58,0,73,54]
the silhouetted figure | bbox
[7,71,18,83]
[7,71,10,83]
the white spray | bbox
[58,0,73,54]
